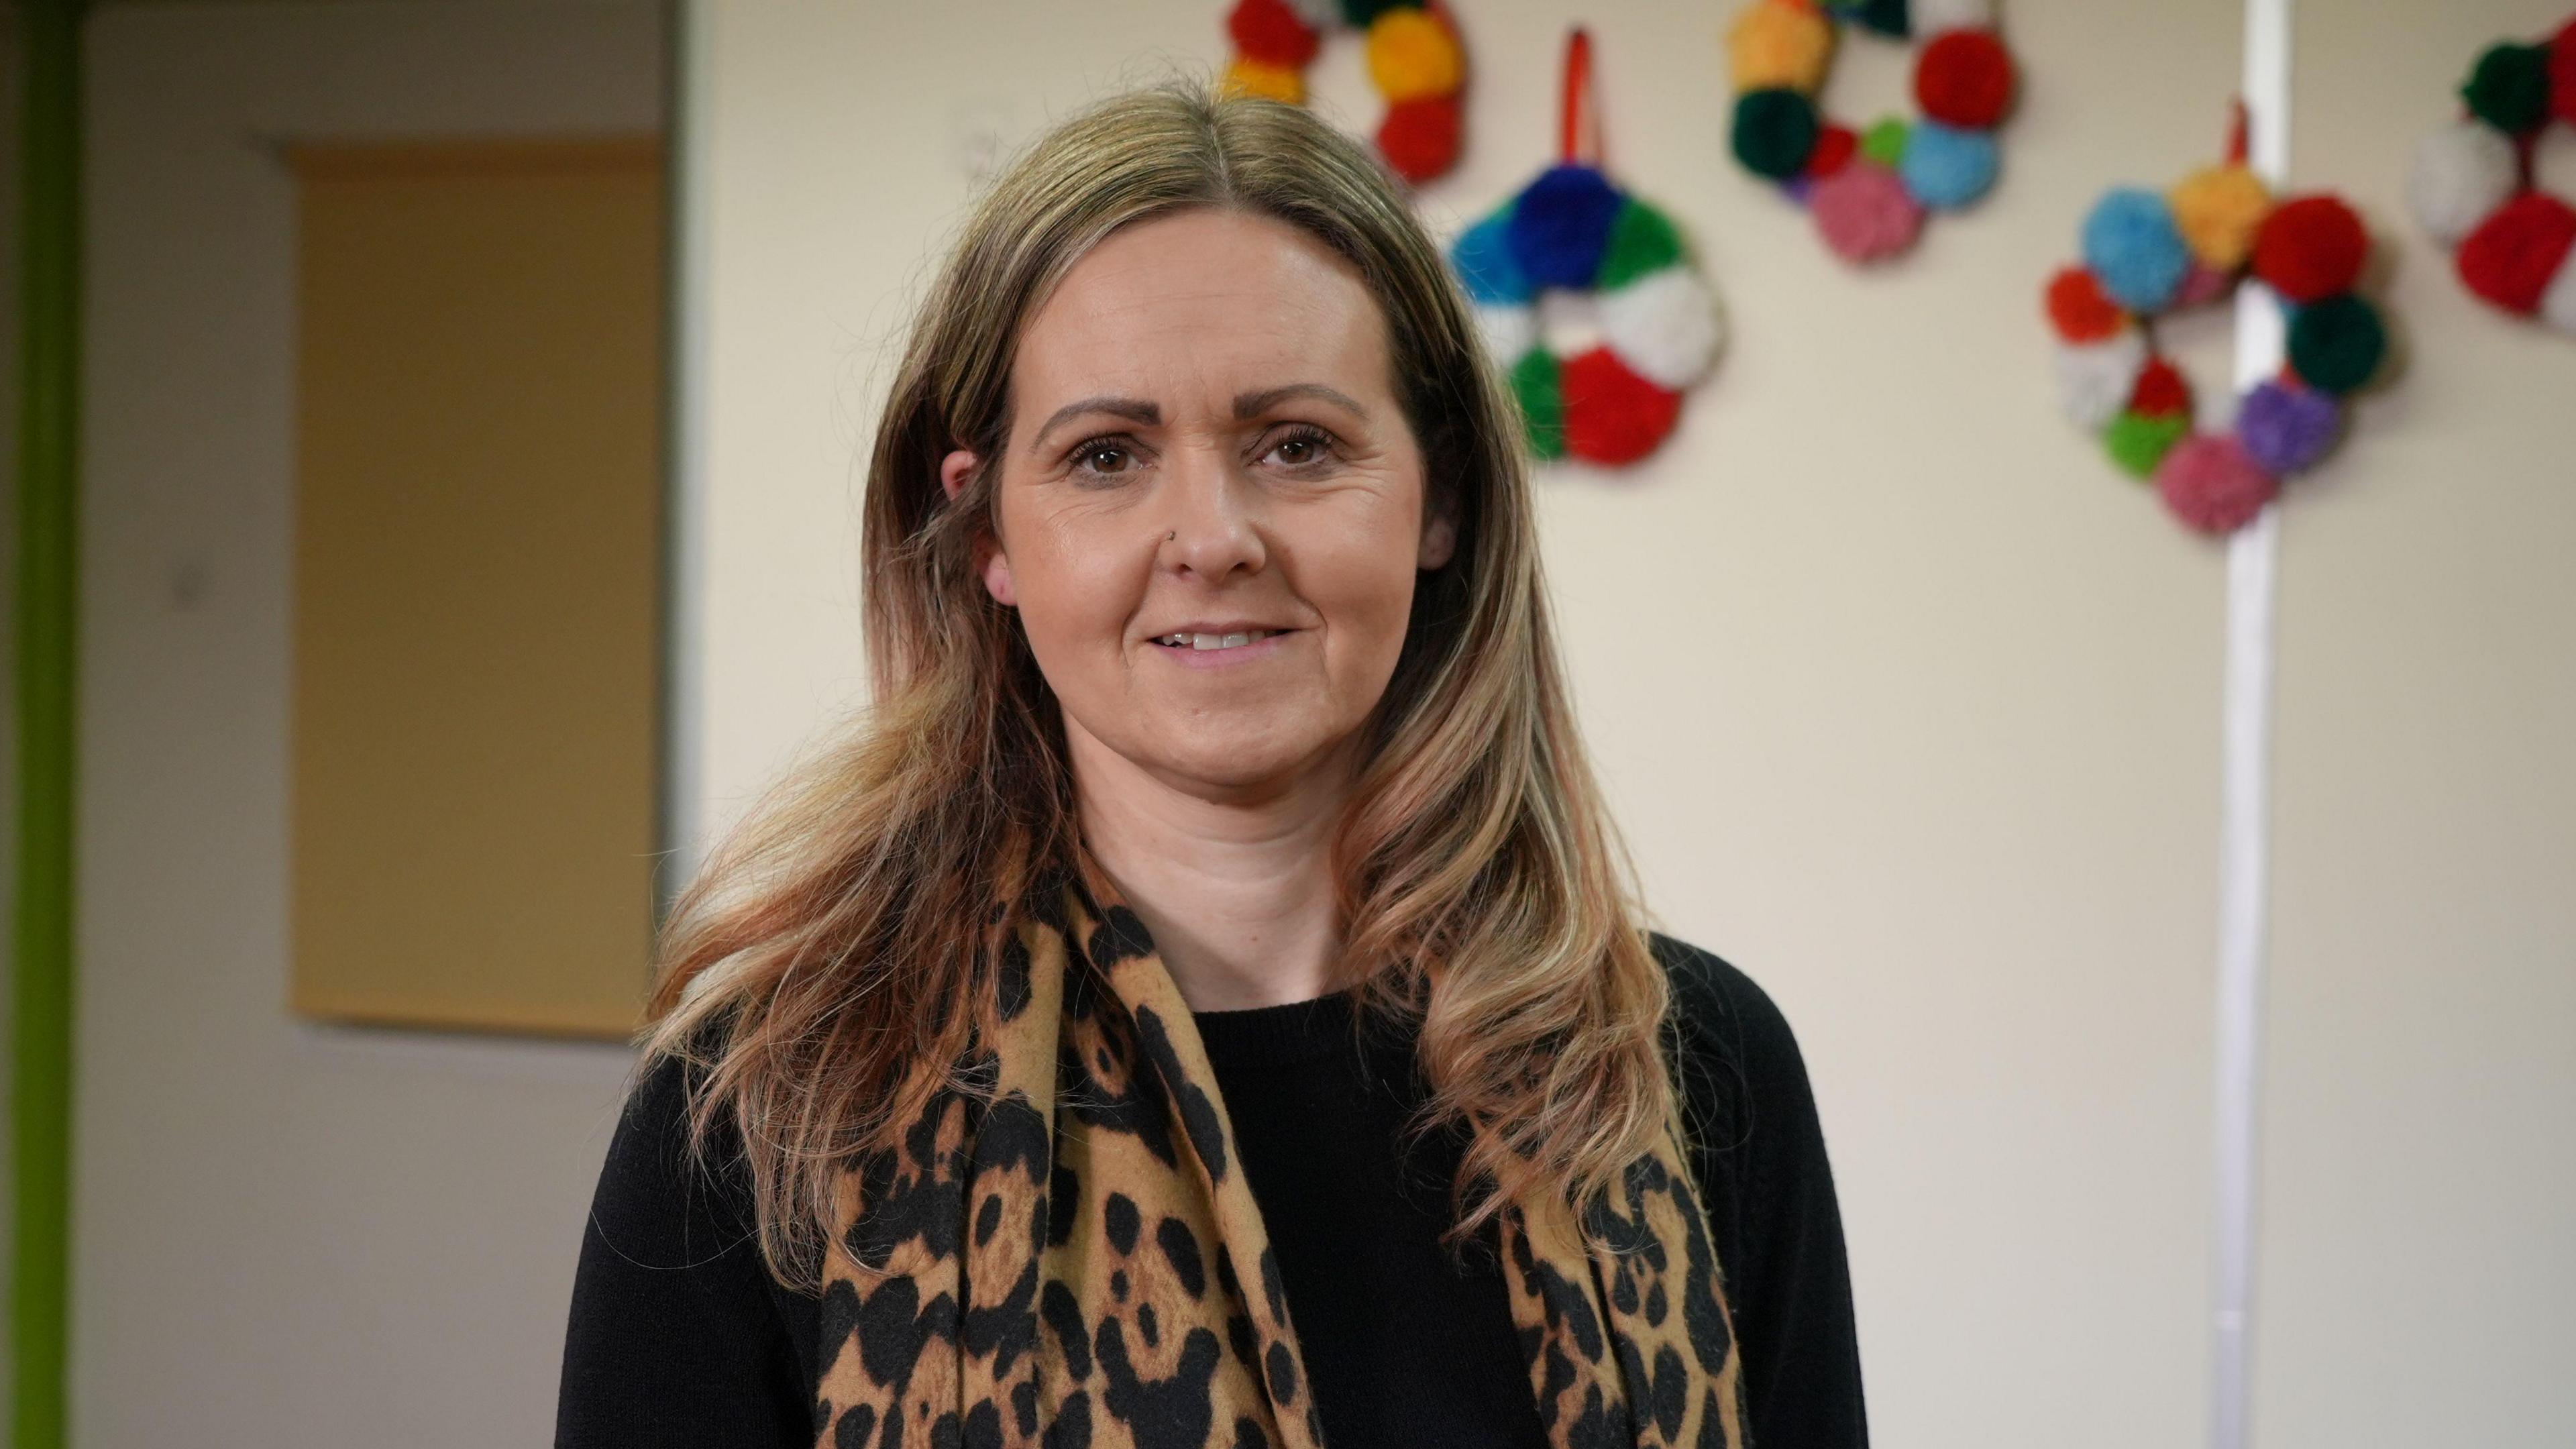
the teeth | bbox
[1159,629,1273,649]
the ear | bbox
[941,449,1019,606]
[1417,502,1458,571]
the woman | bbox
[557,82,1864,1449]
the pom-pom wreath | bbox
[1813,160,1926,263]
[2252,195,2367,303]
[1506,164,1624,288]
[2410,21,2576,335]
[1913,29,2016,129]
[1728,0,1835,93]
[1725,0,2019,264]
[1899,119,2001,210]
[2285,293,2387,395]
[1451,39,1723,470]
[1224,0,1466,183]
[2237,380,2342,476]
[1733,89,1823,179]
[2169,165,2272,270]
[2457,191,2576,316]
[1230,0,1322,66]
[2407,121,2520,246]
[1366,6,1462,100]
[1377,95,1462,180]
[2048,142,2403,535]
[2155,433,2280,535]
[2461,41,2553,135]
[2082,189,2193,312]
[2106,411,2190,478]
[2045,266,2125,342]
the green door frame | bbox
[12,3,85,1447]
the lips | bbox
[1151,628,1289,651]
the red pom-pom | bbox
[1229,0,1320,68]
[2251,195,2368,303]
[2127,357,2192,419]
[2457,191,2576,315]
[1913,30,2016,130]
[1561,347,1682,465]
[1808,124,1858,178]
[2045,266,2125,343]
[1377,95,1462,183]
[2553,17,2576,127]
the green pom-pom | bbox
[1509,348,1565,460]
[2286,294,2387,396]
[1860,116,1911,170]
[1733,89,1822,180]
[2104,411,2188,478]
[1595,199,1686,290]
[2461,42,2553,135]
[1339,0,1405,25]
[1833,0,1910,38]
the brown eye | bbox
[1075,441,1132,474]
[1265,427,1335,468]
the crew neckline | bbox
[1191,987,1364,1067]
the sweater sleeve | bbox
[1654,934,1869,1449]
[555,1049,815,1449]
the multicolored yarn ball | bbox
[1724,0,2019,265]
[1222,0,1467,183]
[2044,136,2398,536]
[2408,13,2576,334]
[1451,168,1724,467]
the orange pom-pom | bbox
[2045,266,2125,343]
[1914,30,2015,129]
[1223,55,1305,105]
[1366,7,1463,103]
[1728,0,1835,95]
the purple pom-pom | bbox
[2237,380,2342,475]
[1505,165,1624,289]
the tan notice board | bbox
[288,137,665,1038]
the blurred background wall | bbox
[53,0,2576,1446]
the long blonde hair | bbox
[642,80,1678,1289]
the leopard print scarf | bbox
[810,873,1747,1449]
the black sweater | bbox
[555,937,1867,1448]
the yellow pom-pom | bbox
[1727,0,1834,96]
[1223,54,1305,106]
[2169,165,2274,271]
[1366,8,1462,103]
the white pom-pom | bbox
[1909,0,1996,36]
[2407,120,2519,247]
[1599,266,1725,389]
[2541,250,2576,336]
[1474,303,1537,368]
[1281,0,1338,32]
[2053,331,2147,431]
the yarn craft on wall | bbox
[1448,29,1724,467]
[1725,0,2019,264]
[1223,0,1467,183]
[2407,13,2576,334]
[2043,107,2394,536]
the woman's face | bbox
[948,207,1454,798]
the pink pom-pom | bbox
[1811,160,1925,264]
[2174,262,2235,309]
[2154,433,2279,535]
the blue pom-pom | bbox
[2081,188,2192,313]
[1449,207,1533,306]
[1898,120,2000,211]
[1505,165,1623,290]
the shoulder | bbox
[1647,932,1819,1158]
[590,1035,761,1262]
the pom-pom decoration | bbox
[2407,13,2576,335]
[1221,0,1468,183]
[2041,104,2400,536]
[1448,30,1723,468]
[1723,0,2021,265]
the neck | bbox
[1066,727,1353,1012]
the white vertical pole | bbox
[2213,2,2292,1446]
[659,0,713,908]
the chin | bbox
[1138,716,1341,794]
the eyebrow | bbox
[1234,383,1369,421]
[1030,396,1160,452]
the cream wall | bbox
[78,4,661,1446]
[690,3,2574,1448]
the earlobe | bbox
[981,548,1018,607]
[1419,511,1458,570]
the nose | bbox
[1155,446,1267,583]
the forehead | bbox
[1010,208,1393,411]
